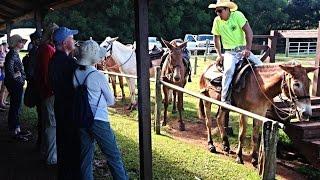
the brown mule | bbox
[199,61,317,166]
[161,39,188,131]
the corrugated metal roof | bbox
[0,0,82,29]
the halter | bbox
[246,59,309,121]
[103,41,134,68]
[281,73,310,102]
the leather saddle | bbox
[204,60,252,92]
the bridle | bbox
[246,59,309,121]
[281,73,310,102]
[103,41,134,68]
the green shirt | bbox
[211,11,247,49]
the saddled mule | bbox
[161,39,188,131]
[198,61,317,166]
[100,37,162,110]
[97,56,125,99]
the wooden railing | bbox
[100,68,284,180]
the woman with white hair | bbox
[74,40,128,180]
[4,34,30,141]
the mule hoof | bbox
[251,158,258,168]
[179,123,185,131]
[208,145,217,153]
[223,145,230,153]
[236,157,244,164]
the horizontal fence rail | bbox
[159,80,284,128]
[101,67,284,179]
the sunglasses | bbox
[215,8,225,13]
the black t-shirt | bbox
[49,50,78,106]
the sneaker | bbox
[13,134,29,142]
[17,130,32,137]
[0,104,9,109]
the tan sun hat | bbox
[9,34,27,48]
[208,0,238,11]
[76,40,107,66]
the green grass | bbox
[19,53,319,179]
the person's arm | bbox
[214,35,224,64]
[100,73,115,106]
[242,22,253,58]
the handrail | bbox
[100,69,284,128]
[99,70,156,82]
[160,80,284,128]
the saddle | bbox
[149,46,164,61]
[204,59,252,93]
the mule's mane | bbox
[254,61,301,73]
[113,41,134,52]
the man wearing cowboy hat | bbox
[209,0,263,104]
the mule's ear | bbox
[110,37,119,42]
[161,38,173,49]
[279,64,295,74]
[178,41,188,49]
[305,66,319,73]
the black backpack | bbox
[73,70,102,128]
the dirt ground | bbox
[0,110,57,180]
[165,119,308,180]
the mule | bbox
[100,37,161,110]
[161,39,188,131]
[198,61,317,166]
[97,56,125,99]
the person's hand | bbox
[216,55,224,66]
[241,49,251,58]
[14,71,21,78]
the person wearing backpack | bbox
[74,40,128,180]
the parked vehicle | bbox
[148,37,162,50]
[184,34,197,49]
[196,34,214,47]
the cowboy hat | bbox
[76,40,107,66]
[208,0,238,11]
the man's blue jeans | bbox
[80,120,128,180]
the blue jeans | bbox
[221,51,263,102]
[80,120,128,180]
[7,82,23,131]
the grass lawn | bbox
[19,53,319,179]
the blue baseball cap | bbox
[53,27,78,44]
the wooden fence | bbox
[101,68,284,180]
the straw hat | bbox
[76,40,107,66]
[208,0,238,11]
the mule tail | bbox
[198,98,206,120]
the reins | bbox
[245,58,298,120]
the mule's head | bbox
[100,36,119,57]
[161,38,187,82]
[280,64,318,121]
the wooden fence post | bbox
[154,67,162,134]
[312,21,320,96]
[194,56,198,75]
[204,40,209,61]
[268,30,279,63]
[258,121,279,180]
